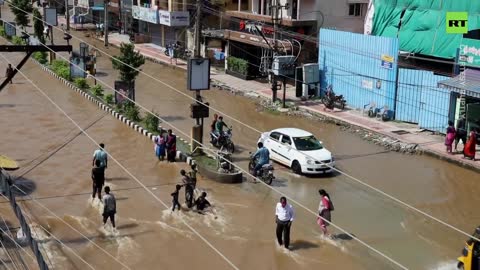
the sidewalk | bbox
[99,32,480,172]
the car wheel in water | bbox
[291,161,302,175]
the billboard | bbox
[459,38,480,68]
[114,81,135,104]
[4,22,16,37]
[44,8,58,26]
[70,56,86,78]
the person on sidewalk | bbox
[445,121,456,154]
[455,113,467,153]
[102,186,116,229]
[93,143,108,169]
[5,64,13,84]
[91,160,105,200]
[317,189,333,237]
[464,128,478,161]
[166,129,177,162]
[154,132,166,161]
[275,197,294,249]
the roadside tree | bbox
[9,0,33,30]
[111,43,145,97]
[32,8,45,44]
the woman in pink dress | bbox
[445,121,456,154]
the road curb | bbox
[32,59,196,167]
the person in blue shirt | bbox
[252,142,270,177]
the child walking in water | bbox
[171,184,182,212]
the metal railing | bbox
[0,169,49,270]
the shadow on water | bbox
[94,71,108,77]
[332,233,356,241]
[11,177,36,197]
[108,177,130,181]
[60,230,153,245]
[334,151,390,161]
[115,197,129,201]
[160,115,186,122]
[115,223,139,230]
[289,240,319,251]
[271,178,288,187]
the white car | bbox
[258,128,335,174]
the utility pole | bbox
[270,0,281,103]
[191,0,204,151]
[65,0,70,30]
[104,0,108,46]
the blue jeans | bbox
[254,161,267,176]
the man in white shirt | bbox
[275,196,294,249]
[92,143,108,169]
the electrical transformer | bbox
[272,56,296,76]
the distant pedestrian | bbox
[171,184,182,212]
[464,128,478,161]
[93,143,108,169]
[91,160,105,200]
[43,27,49,40]
[102,186,116,228]
[445,121,456,154]
[166,129,177,162]
[455,113,467,152]
[275,197,294,249]
[154,132,166,161]
[317,189,333,237]
[5,64,13,84]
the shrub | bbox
[0,26,5,37]
[144,110,159,133]
[227,56,248,75]
[74,78,89,90]
[50,60,70,80]
[123,101,141,122]
[32,51,47,64]
[105,93,114,104]
[91,84,104,98]
[11,36,25,45]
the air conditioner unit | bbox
[272,55,296,76]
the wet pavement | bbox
[0,7,479,270]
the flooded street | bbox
[0,17,479,269]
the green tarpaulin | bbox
[371,0,480,59]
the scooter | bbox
[248,154,274,185]
[210,128,235,153]
[321,86,346,110]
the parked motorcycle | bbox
[248,153,274,185]
[164,43,192,59]
[210,128,235,153]
[322,86,346,110]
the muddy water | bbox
[0,19,478,270]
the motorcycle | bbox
[248,153,274,185]
[321,86,346,110]
[210,128,235,153]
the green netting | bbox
[372,0,480,59]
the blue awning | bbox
[91,6,104,10]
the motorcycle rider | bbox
[180,169,195,208]
[215,116,229,145]
[251,142,270,177]
[210,114,218,143]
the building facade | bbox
[131,0,191,46]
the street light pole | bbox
[65,0,70,31]
[104,0,109,46]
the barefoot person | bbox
[317,189,334,237]
[102,186,116,229]
[275,197,294,249]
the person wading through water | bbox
[5,64,14,84]
[91,160,105,200]
[166,129,177,162]
[102,186,116,229]
[275,197,294,249]
[317,189,334,238]
[180,169,195,208]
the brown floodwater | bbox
[0,17,478,270]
